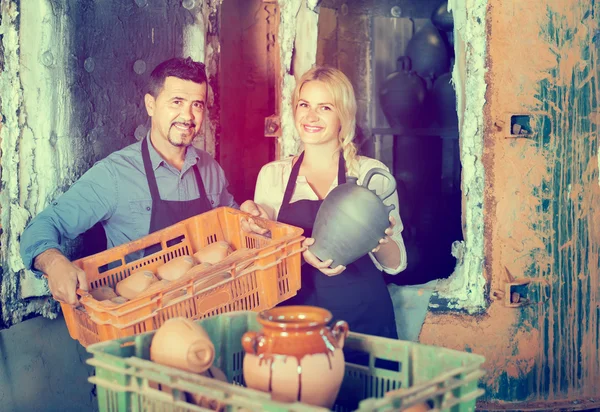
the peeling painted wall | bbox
[1,0,74,326]
[0,0,215,327]
[421,0,600,407]
[277,0,305,158]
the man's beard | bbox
[168,124,197,147]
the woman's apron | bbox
[277,152,398,340]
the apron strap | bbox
[281,151,304,207]
[338,152,347,185]
[142,137,212,207]
[141,137,161,201]
[193,163,211,207]
[281,151,348,207]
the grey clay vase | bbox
[309,168,397,268]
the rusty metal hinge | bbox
[492,267,550,308]
[264,115,281,137]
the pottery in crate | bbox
[309,168,397,267]
[241,306,349,408]
[150,317,215,374]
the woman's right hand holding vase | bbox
[301,237,346,277]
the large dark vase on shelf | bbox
[379,56,427,129]
[431,0,454,32]
[405,21,451,81]
[428,72,459,129]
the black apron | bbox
[277,152,398,340]
[141,138,213,254]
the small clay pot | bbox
[156,255,195,281]
[404,403,431,412]
[116,270,157,299]
[193,241,232,265]
[89,286,117,301]
[150,318,215,374]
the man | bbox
[20,57,265,306]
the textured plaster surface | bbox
[422,0,600,405]
[431,0,488,312]
[0,0,210,327]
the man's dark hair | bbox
[147,57,207,96]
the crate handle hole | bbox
[98,259,123,274]
[374,357,401,372]
[343,348,370,366]
[124,242,163,262]
[166,235,186,248]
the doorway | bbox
[315,1,461,286]
[219,0,276,203]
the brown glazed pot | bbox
[242,306,349,408]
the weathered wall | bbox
[1,0,77,327]
[0,0,217,328]
[219,0,275,202]
[316,4,372,149]
[421,0,600,407]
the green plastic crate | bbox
[87,311,485,411]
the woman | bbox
[242,66,407,339]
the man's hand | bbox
[240,200,270,235]
[34,249,88,306]
[302,238,346,276]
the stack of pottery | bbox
[379,0,455,130]
[242,306,349,408]
[149,307,352,410]
[85,240,239,306]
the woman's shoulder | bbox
[356,155,391,176]
[257,157,294,182]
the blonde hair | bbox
[292,66,359,176]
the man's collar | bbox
[146,133,200,171]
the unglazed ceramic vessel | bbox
[156,255,195,281]
[115,270,157,299]
[150,317,215,374]
[309,168,397,267]
[193,241,232,265]
[242,306,349,408]
[89,286,117,301]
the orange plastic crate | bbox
[58,207,304,347]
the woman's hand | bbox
[302,238,346,276]
[240,200,270,235]
[371,215,396,253]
